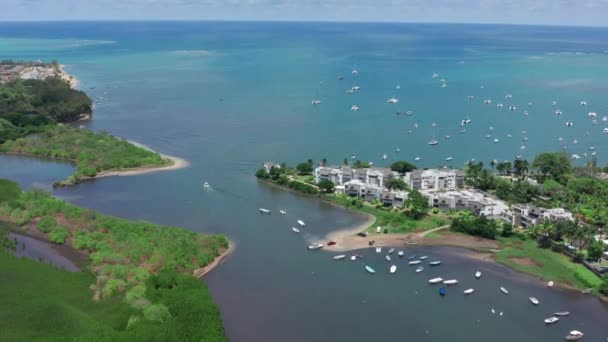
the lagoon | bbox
[1,21,608,341]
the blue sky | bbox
[3,0,608,26]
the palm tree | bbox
[490,160,496,173]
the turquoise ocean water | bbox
[1,22,608,341]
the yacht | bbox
[259,208,271,214]
[552,101,557,106]
[346,89,354,94]
[203,182,210,188]
[297,220,306,227]
[279,210,287,215]
[352,69,359,75]
[505,93,513,99]
[483,99,492,105]
[588,111,597,118]
[428,139,438,146]
[509,106,517,111]
[565,330,584,341]
[445,157,453,162]
[544,317,559,324]
[602,115,607,122]
[312,99,321,105]
[529,297,540,305]
[432,73,439,78]
[580,101,588,106]
[493,138,499,143]
[351,105,359,111]
[497,103,504,108]
[441,83,447,88]
[386,98,399,104]
[352,85,360,91]
[415,157,421,161]
[604,128,608,134]
[382,154,388,160]
[555,110,562,116]
[523,110,529,116]
[566,121,573,127]
[395,147,401,153]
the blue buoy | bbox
[439,287,446,296]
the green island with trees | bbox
[255,153,608,296]
[0,179,228,341]
[0,67,172,186]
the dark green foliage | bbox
[287,180,318,194]
[352,160,371,169]
[501,222,513,237]
[318,179,335,193]
[587,241,604,261]
[0,179,21,206]
[557,176,608,227]
[390,160,416,173]
[533,152,572,184]
[255,168,269,179]
[405,189,429,219]
[48,226,69,244]
[0,77,91,127]
[495,178,539,203]
[600,277,608,296]
[451,215,498,239]
[296,162,313,175]
[513,159,530,179]
[496,161,512,175]
[386,177,408,191]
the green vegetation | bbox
[318,179,335,193]
[0,77,91,137]
[327,193,447,234]
[0,180,228,341]
[496,236,602,290]
[256,163,319,194]
[386,176,408,191]
[451,215,498,239]
[390,160,416,173]
[1,125,170,186]
[533,152,572,185]
[404,189,429,219]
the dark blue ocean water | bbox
[1,22,607,341]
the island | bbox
[256,154,608,296]
[0,179,229,340]
[0,60,185,186]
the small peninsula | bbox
[0,61,185,186]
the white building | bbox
[404,169,465,191]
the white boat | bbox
[415,157,421,161]
[419,256,428,260]
[554,311,570,316]
[445,157,453,162]
[279,210,287,215]
[385,255,391,262]
[547,281,554,287]
[308,243,324,250]
[580,101,587,106]
[365,265,375,274]
[388,248,395,254]
[493,138,499,143]
[311,99,321,105]
[529,297,539,305]
[259,208,271,214]
[429,277,443,284]
[291,227,300,233]
[500,287,509,295]
[79,125,86,129]
[352,69,359,75]
[429,261,441,266]
[565,330,584,341]
[464,288,474,295]
[333,255,346,260]
[491,308,495,314]
[350,255,357,261]
[428,139,439,146]
[588,111,597,118]
[297,220,306,227]
[382,153,387,160]
[416,266,424,273]
[390,265,397,274]
[432,73,439,78]
[475,271,481,279]
[409,260,421,265]
[441,83,447,88]
[544,316,559,324]
[397,251,404,257]
[203,182,210,188]
[351,105,359,111]
[375,246,382,253]
[387,98,399,104]
[443,279,459,285]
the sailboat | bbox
[428,131,438,146]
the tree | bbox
[255,168,269,179]
[533,152,572,184]
[501,222,513,237]
[490,160,496,172]
[386,177,408,191]
[513,159,529,179]
[318,179,335,193]
[296,162,313,175]
[390,160,417,173]
[587,241,604,261]
[352,160,371,169]
[343,158,349,166]
[405,189,429,219]
[320,158,327,166]
[496,161,512,176]
[600,277,608,296]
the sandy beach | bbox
[58,64,80,89]
[193,240,235,278]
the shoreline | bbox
[57,64,80,89]
[193,240,235,278]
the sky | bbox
[2,0,608,26]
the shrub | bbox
[48,226,69,244]
[38,216,57,233]
[102,278,127,298]
[125,285,147,303]
[143,304,172,323]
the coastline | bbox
[57,64,80,89]
[193,240,235,278]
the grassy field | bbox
[325,194,448,234]
[495,235,602,290]
[0,125,170,185]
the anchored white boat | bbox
[429,277,443,284]
[351,105,359,112]
[547,281,554,287]
[529,297,539,305]
[308,243,324,250]
[390,265,397,274]
[387,98,399,104]
[544,316,559,324]
[419,256,428,260]
[259,208,271,214]
[291,227,300,233]
[554,311,570,316]
[279,210,287,215]
[416,266,424,273]
[464,288,474,295]
[388,248,395,254]
[385,255,391,262]
[333,255,346,260]
[311,99,321,105]
[500,287,509,295]
[350,255,357,261]
[429,261,441,266]
[297,220,306,227]
[409,260,421,265]
[443,279,459,285]
[565,330,584,341]
[475,271,481,279]
[397,251,404,257]
[365,265,375,274]
[375,246,382,253]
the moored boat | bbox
[564,330,583,340]
[475,271,481,279]
[416,266,424,273]
[429,261,441,266]
[297,220,306,227]
[365,265,376,274]
[554,311,570,316]
[408,255,417,260]
[464,288,474,295]
[419,255,428,260]
[333,255,346,260]
[544,316,559,324]
[547,281,554,287]
[409,260,421,265]
[308,243,324,250]
[385,255,391,262]
[291,227,300,233]
[439,287,446,296]
[429,277,443,284]
[443,279,459,285]
[500,287,509,295]
[259,208,271,214]
[388,248,395,254]
[397,251,404,257]
[390,265,397,274]
[375,246,382,253]
[529,297,539,305]
[350,255,357,261]
[279,210,287,215]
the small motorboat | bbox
[365,265,376,274]
[547,281,554,287]
[429,261,441,266]
[409,260,421,265]
[279,210,287,215]
[259,208,271,214]
[564,330,583,340]
[429,277,443,284]
[357,232,367,237]
[203,181,210,188]
[327,241,337,246]
[529,297,539,305]
[291,227,300,233]
[439,287,447,296]
[408,255,417,260]
[581,288,593,294]
[388,248,395,254]
[554,311,570,316]
[385,255,391,262]
[297,220,306,227]
[500,287,509,295]
[443,279,459,285]
[375,246,382,253]
[416,266,424,273]
[464,288,474,295]
[390,265,397,274]
[333,255,346,260]
[419,256,428,260]
[475,271,481,279]
[544,317,559,324]
[308,243,324,250]
[350,255,357,261]
[397,251,404,257]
